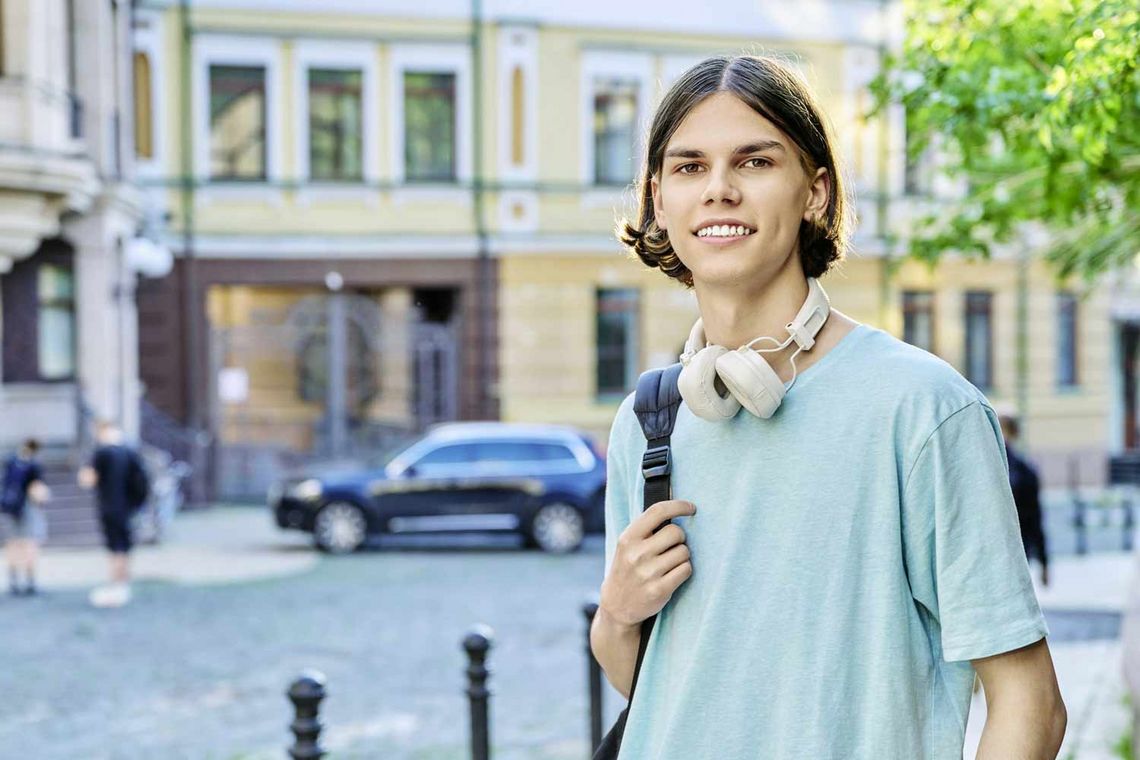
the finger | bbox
[659,560,693,592]
[633,500,696,538]
[644,522,687,555]
[649,542,691,578]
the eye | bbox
[676,163,703,175]
[743,157,772,169]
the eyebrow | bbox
[663,140,788,160]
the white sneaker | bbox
[89,583,131,608]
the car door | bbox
[370,442,487,531]
[460,441,547,520]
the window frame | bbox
[292,40,378,188]
[193,35,284,191]
[595,287,641,399]
[579,52,652,191]
[1056,291,1079,389]
[388,43,472,195]
[901,290,936,353]
[963,290,994,390]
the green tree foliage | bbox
[870,0,1139,281]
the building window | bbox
[209,64,267,180]
[902,291,935,353]
[511,66,525,167]
[593,77,638,186]
[308,68,363,181]
[1057,291,1079,388]
[37,264,76,380]
[596,288,639,397]
[404,72,456,183]
[133,51,153,159]
[964,291,993,390]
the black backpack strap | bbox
[624,362,683,704]
[633,363,683,510]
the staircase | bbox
[39,457,101,548]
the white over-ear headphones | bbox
[677,277,831,421]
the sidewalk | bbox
[963,551,1135,759]
[34,506,317,589]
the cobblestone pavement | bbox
[1,512,622,760]
[0,507,1128,759]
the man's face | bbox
[651,92,827,290]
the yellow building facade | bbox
[132,0,1110,494]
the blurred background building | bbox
[0,0,174,541]
[0,0,1112,504]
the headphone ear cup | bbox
[715,349,787,419]
[678,345,742,421]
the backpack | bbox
[1,456,34,518]
[125,452,150,511]
[592,363,683,760]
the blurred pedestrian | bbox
[999,412,1050,587]
[78,421,149,608]
[1,439,50,596]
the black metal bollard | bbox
[1073,498,1087,555]
[287,670,327,760]
[583,602,603,752]
[463,625,494,760]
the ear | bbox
[651,174,667,231]
[803,166,830,224]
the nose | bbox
[700,164,742,205]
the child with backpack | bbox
[1,439,50,596]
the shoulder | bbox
[850,326,990,418]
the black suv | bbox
[270,422,607,553]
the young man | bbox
[592,55,1066,758]
[79,421,145,608]
[1,439,50,596]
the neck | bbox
[693,263,811,352]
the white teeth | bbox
[698,224,753,238]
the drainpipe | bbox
[470,0,493,420]
[178,0,205,499]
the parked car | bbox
[270,422,607,554]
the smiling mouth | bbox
[694,224,756,240]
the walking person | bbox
[590,55,1066,758]
[1,439,50,596]
[78,421,149,608]
[999,412,1050,587]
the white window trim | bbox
[292,40,379,188]
[131,10,167,180]
[579,51,653,207]
[389,43,472,204]
[496,26,538,182]
[193,34,285,201]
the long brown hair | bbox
[618,54,852,287]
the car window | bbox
[532,442,579,463]
[474,441,543,463]
[414,443,479,467]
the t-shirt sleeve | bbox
[901,400,1049,662]
[603,396,638,579]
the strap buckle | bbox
[642,445,671,479]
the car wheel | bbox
[528,502,585,553]
[313,502,367,554]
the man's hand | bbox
[599,499,696,628]
[78,466,97,489]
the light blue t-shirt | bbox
[604,323,1048,760]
